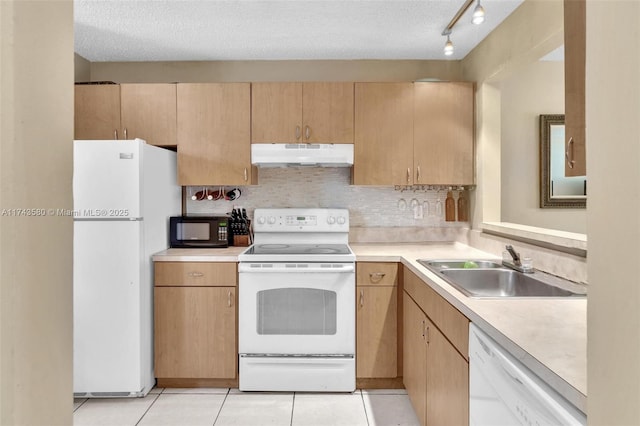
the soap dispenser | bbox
[457,189,468,222]
[445,188,456,222]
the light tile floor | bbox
[74,388,420,426]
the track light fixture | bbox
[443,30,454,56]
[472,0,485,25]
[440,0,487,56]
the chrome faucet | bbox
[505,245,521,266]
[502,245,534,273]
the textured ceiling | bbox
[75,0,524,62]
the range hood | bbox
[251,143,354,167]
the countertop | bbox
[153,242,587,412]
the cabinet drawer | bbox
[357,262,398,286]
[404,266,469,360]
[154,262,237,286]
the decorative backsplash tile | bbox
[186,167,469,241]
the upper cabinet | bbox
[75,84,121,140]
[353,82,414,185]
[176,83,253,186]
[120,84,177,147]
[74,83,177,146]
[354,82,474,186]
[413,82,474,185]
[564,0,586,176]
[251,82,354,144]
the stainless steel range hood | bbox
[251,144,354,168]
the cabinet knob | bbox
[187,271,204,278]
[407,168,411,184]
[295,125,301,141]
[228,290,233,307]
[244,168,248,182]
[114,129,118,140]
[305,125,310,141]
[416,166,421,182]
[359,289,364,307]
[123,128,128,140]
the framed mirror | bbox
[539,114,587,208]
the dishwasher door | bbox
[469,324,586,426]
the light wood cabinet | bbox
[354,83,414,185]
[413,82,474,185]
[403,266,470,426]
[176,83,252,185]
[251,82,354,144]
[564,0,586,176]
[75,83,177,147]
[120,84,177,147]
[74,84,121,140]
[356,262,398,379]
[403,291,428,425]
[154,262,237,382]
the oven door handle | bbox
[238,264,355,273]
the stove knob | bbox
[337,216,346,225]
[268,216,276,225]
[327,216,336,225]
[257,216,266,225]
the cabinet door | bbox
[74,84,121,140]
[403,292,427,426]
[414,82,474,185]
[302,82,354,143]
[425,317,469,426]
[155,286,236,379]
[354,83,414,185]
[251,82,303,143]
[177,83,251,185]
[564,0,586,176]
[356,286,397,378]
[120,84,177,146]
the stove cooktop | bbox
[239,243,355,263]
[244,243,351,256]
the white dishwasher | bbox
[469,324,586,426]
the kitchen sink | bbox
[417,259,586,298]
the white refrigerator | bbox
[73,139,181,397]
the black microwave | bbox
[169,216,229,248]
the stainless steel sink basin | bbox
[417,259,586,298]
[418,259,503,270]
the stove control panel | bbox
[253,208,349,233]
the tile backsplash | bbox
[186,167,469,242]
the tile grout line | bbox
[134,392,161,426]
[211,387,231,426]
[290,392,297,426]
[360,390,371,426]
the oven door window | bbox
[256,288,337,335]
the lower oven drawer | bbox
[239,355,355,392]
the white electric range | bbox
[237,208,355,392]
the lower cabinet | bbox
[403,266,469,426]
[356,262,399,381]
[154,262,237,383]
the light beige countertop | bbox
[152,242,587,412]
[153,247,247,262]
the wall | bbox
[500,59,586,233]
[75,53,91,82]
[186,168,469,243]
[88,59,462,83]
[0,1,73,424]
[586,1,640,424]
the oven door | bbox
[238,262,355,355]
